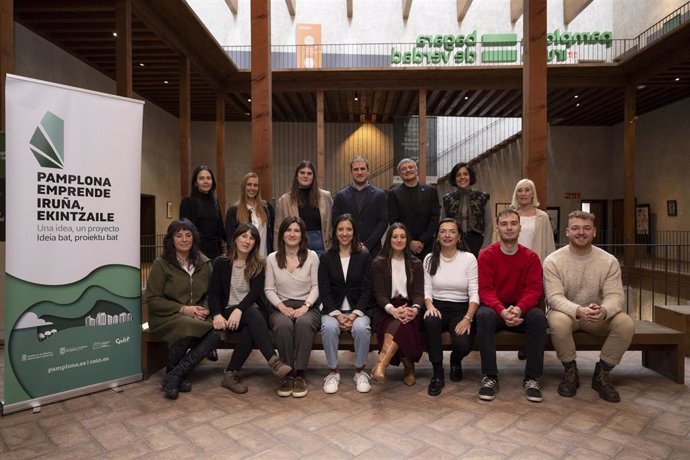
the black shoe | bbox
[557,364,579,398]
[592,362,621,403]
[523,379,543,403]
[161,378,192,393]
[428,377,445,396]
[206,349,219,362]
[450,363,463,382]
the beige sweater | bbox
[543,245,625,320]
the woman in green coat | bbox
[146,219,220,399]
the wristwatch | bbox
[304,302,312,309]
[464,315,473,323]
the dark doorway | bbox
[141,195,156,264]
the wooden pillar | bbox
[216,93,226,212]
[623,85,636,267]
[251,0,272,201]
[316,91,325,187]
[179,56,191,198]
[418,88,427,182]
[0,0,14,131]
[115,0,132,98]
[521,0,548,208]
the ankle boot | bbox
[400,358,416,386]
[592,361,620,403]
[557,360,579,398]
[371,333,399,383]
[163,365,192,393]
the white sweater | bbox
[423,251,479,304]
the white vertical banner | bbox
[3,75,144,414]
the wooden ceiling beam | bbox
[457,0,472,22]
[563,0,592,25]
[402,0,412,20]
[510,0,522,23]
[285,0,296,17]
[347,0,353,19]
[224,0,238,15]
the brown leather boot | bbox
[400,358,416,386]
[371,333,399,383]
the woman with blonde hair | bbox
[226,172,275,258]
[511,178,556,262]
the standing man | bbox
[476,208,546,402]
[544,211,634,403]
[388,158,439,259]
[332,156,388,257]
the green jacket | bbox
[145,255,213,344]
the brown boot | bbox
[401,358,416,386]
[371,333,399,383]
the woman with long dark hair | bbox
[274,160,332,256]
[225,172,275,258]
[318,214,373,394]
[441,162,491,258]
[371,223,424,386]
[208,223,292,393]
[180,165,225,259]
[265,216,321,398]
[146,219,220,399]
[423,218,479,396]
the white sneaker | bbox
[354,371,371,393]
[323,372,340,394]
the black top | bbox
[208,257,266,318]
[180,193,225,259]
[298,188,321,231]
[387,182,440,257]
[225,202,275,254]
[318,250,373,317]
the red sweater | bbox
[478,242,542,316]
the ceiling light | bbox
[576,103,580,107]
[247,98,251,102]
[244,112,250,116]
[637,84,646,90]
[354,91,359,101]
[464,96,469,100]
[139,63,145,67]
[112,32,117,37]
[574,95,579,99]
[675,77,680,81]
[163,80,169,84]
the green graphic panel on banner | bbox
[3,265,141,403]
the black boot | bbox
[164,365,192,393]
[557,360,579,397]
[163,331,220,400]
[163,338,193,394]
[592,360,620,403]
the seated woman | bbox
[265,216,321,398]
[146,219,220,400]
[318,214,373,394]
[371,222,424,385]
[423,218,479,396]
[208,223,292,394]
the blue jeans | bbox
[321,314,371,369]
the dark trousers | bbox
[463,231,484,259]
[424,300,474,365]
[476,304,546,380]
[225,305,275,372]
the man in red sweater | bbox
[476,208,546,402]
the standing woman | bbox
[442,162,491,258]
[180,165,225,260]
[318,214,373,394]
[371,223,425,386]
[208,223,292,394]
[146,219,220,400]
[226,172,275,258]
[265,216,321,398]
[423,218,479,396]
[511,178,556,262]
[274,160,333,256]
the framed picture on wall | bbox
[667,200,677,217]
[166,201,173,219]
[495,202,511,218]
[635,204,650,235]
[546,207,560,244]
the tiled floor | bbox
[1,349,690,459]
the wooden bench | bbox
[142,319,684,383]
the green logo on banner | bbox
[29,111,65,169]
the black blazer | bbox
[318,250,372,317]
[332,185,388,256]
[387,182,440,256]
[225,202,275,254]
[208,257,265,318]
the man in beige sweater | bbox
[543,211,634,403]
